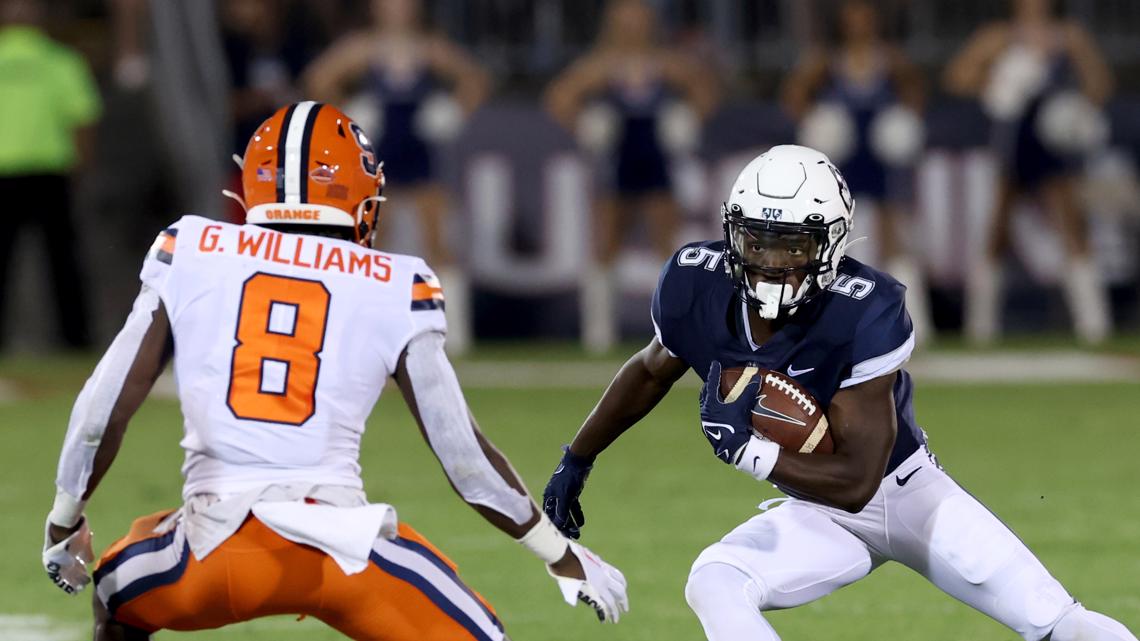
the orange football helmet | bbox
[238,101,385,246]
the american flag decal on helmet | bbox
[147,228,178,265]
[411,273,445,311]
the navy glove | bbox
[543,445,594,539]
[699,361,760,464]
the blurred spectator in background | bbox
[304,0,489,354]
[222,0,330,222]
[0,0,101,350]
[782,0,932,346]
[110,0,148,92]
[945,0,1114,345]
[544,0,718,352]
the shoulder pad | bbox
[139,217,199,294]
[146,226,178,266]
[652,241,727,354]
[411,271,445,312]
[836,261,914,387]
[653,242,724,319]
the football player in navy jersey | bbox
[543,145,1136,641]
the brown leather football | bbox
[719,366,835,454]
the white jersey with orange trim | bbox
[141,215,446,499]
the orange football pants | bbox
[93,510,503,641]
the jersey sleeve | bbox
[650,248,698,360]
[389,260,446,369]
[139,218,187,298]
[839,279,915,388]
[408,264,447,335]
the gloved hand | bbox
[547,540,629,623]
[542,445,594,539]
[43,517,94,595]
[699,361,760,465]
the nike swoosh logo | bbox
[752,395,807,427]
[554,464,565,474]
[895,468,921,486]
[702,422,735,442]
[787,365,815,377]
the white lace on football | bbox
[763,372,817,415]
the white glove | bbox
[43,517,94,595]
[547,540,629,623]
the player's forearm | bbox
[398,333,536,529]
[767,375,898,512]
[569,353,673,459]
[465,424,542,537]
[769,450,886,513]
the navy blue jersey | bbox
[652,240,925,484]
[363,65,436,185]
[820,51,896,199]
[605,76,671,195]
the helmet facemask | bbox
[722,203,848,319]
[354,194,386,248]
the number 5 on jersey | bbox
[227,273,330,425]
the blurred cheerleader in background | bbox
[946,0,1114,345]
[305,0,489,353]
[783,0,933,345]
[545,0,717,352]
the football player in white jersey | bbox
[42,101,628,641]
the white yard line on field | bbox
[0,615,85,641]
[55,350,1140,403]
[447,351,1140,389]
[905,351,1140,383]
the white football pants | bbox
[686,447,1136,641]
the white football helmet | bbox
[722,145,854,319]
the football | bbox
[719,366,835,454]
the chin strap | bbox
[221,189,246,211]
[223,154,248,212]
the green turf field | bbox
[2,356,1138,640]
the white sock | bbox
[1051,605,1138,641]
[685,563,779,641]
[1061,258,1112,345]
[886,256,934,348]
[581,266,616,354]
[437,267,472,356]
[966,257,1003,345]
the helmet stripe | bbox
[282,100,317,204]
[298,103,323,203]
[274,103,298,202]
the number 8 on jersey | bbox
[227,273,331,425]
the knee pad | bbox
[994,570,1074,641]
[685,562,767,614]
